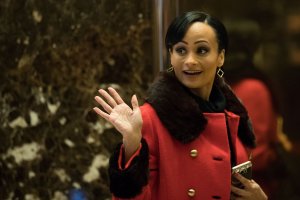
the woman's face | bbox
[170,22,225,100]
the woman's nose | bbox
[185,53,197,66]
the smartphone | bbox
[231,160,252,188]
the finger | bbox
[233,173,251,186]
[131,94,139,111]
[108,87,125,104]
[93,107,110,121]
[98,89,118,107]
[94,96,112,113]
[249,179,256,184]
[231,184,248,196]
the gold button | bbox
[187,188,196,197]
[190,149,198,158]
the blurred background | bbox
[0,0,300,199]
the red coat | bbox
[113,103,250,200]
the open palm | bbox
[106,100,142,137]
[93,87,142,156]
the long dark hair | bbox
[165,11,228,54]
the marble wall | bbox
[0,0,153,199]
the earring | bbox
[217,67,224,78]
[167,65,174,72]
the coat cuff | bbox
[118,143,142,170]
[109,138,149,198]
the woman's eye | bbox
[175,47,186,55]
[197,47,208,54]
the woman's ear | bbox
[218,49,225,67]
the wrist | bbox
[123,134,142,162]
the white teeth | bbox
[184,71,202,74]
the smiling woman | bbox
[93,11,267,200]
[169,22,225,100]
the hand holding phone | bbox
[231,161,252,188]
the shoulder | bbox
[140,103,160,125]
[233,78,269,93]
[140,103,156,116]
[232,78,271,101]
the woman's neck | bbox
[189,84,213,101]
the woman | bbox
[93,11,267,200]
[224,19,285,199]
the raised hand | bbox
[231,173,268,200]
[93,87,142,160]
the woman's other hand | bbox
[231,173,268,200]
[93,87,142,161]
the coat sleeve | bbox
[109,104,159,200]
[109,138,150,199]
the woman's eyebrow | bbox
[194,40,209,44]
[177,40,208,45]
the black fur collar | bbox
[145,72,256,148]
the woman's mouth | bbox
[183,70,202,75]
